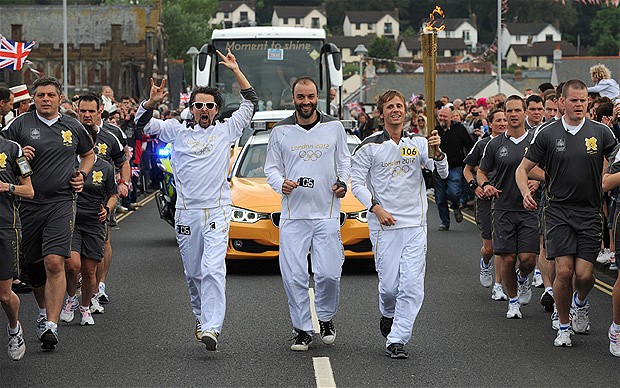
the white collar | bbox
[36,111,60,126]
[561,116,585,135]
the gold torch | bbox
[421,6,445,158]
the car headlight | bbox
[348,210,368,223]
[231,206,268,223]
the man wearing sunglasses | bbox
[135,48,257,352]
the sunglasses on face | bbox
[191,101,217,110]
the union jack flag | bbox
[179,92,190,107]
[0,36,35,71]
[131,166,141,178]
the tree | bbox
[368,36,397,73]
[162,0,217,60]
[589,6,620,55]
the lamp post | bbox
[354,44,368,105]
[186,46,199,89]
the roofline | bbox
[212,27,326,40]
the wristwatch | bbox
[8,184,15,194]
[468,179,478,191]
[79,170,88,181]
[369,199,380,213]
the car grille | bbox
[230,239,279,253]
[344,239,372,252]
[270,212,347,228]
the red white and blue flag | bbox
[179,92,190,106]
[0,36,35,71]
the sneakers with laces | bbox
[506,302,522,319]
[80,308,94,326]
[479,259,493,288]
[319,320,336,345]
[540,290,554,312]
[532,271,544,288]
[551,306,559,330]
[195,319,202,342]
[597,249,611,264]
[90,296,105,314]
[609,325,620,357]
[36,316,47,340]
[98,283,109,304]
[571,294,590,334]
[200,330,219,351]
[290,330,312,351]
[60,297,79,322]
[517,272,532,305]
[40,327,58,350]
[453,207,463,223]
[380,316,394,338]
[385,343,409,359]
[491,284,508,301]
[554,328,572,347]
[7,323,25,361]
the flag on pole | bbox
[0,36,35,71]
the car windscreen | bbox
[237,143,268,178]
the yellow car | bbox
[227,132,373,260]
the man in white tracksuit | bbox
[351,90,448,359]
[134,49,257,351]
[265,76,351,351]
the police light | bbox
[158,148,171,158]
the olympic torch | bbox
[421,6,445,158]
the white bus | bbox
[195,27,343,119]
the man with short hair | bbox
[5,76,95,350]
[265,76,350,351]
[543,92,559,122]
[478,96,539,319]
[525,95,544,131]
[0,87,14,129]
[517,80,617,347]
[136,49,256,351]
[351,89,447,359]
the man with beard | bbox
[265,76,351,351]
[350,89,447,358]
[135,49,257,352]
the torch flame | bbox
[424,6,445,32]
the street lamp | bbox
[186,46,199,89]
[354,44,368,104]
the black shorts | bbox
[543,205,602,264]
[71,222,106,261]
[492,209,540,255]
[475,197,492,240]
[0,228,21,281]
[20,200,76,264]
[612,205,620,257]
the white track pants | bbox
[370,226,427,347]
[279,218,344,333]
[176,206,230,334]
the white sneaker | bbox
[479,259,493,288]
[506,302,522,319]
[491,284,507,301]
[80,308,95,326]
[90,296,105,314]
[554,329,572,347]
[7,323,25,361]
[597,249,611,264]
[532,271,544,288]
[200,330,219,351]
[609,325,620,357]
[571,295,590,334]
[551,305,559,330]
[36,316,47,340]
[517,273,532,305]
[60,297,79,322]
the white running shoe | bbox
[609,325,620,357]
[80,308,95,326]
[491,284,507,301]
[532,271,543,288]
[479,259,493,288]
[571,295,590,334]
[36,316,47,340]
[597,249,611,264]
[60,297,79,323]
[90,296,105,314]
[7,323,25,361]
[551,306,559,331]
[506,302,522,319]
[201,330,219,351]
[554,329,572,347]
[517,273,532,305]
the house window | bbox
[463,30,470,41]
[445,31,451,37]
[521,56,528,62]
[283,18,288,24]
[547,55,553,63]
[295,18,301,25]
[516,35,521,42]
[224,12,230,19]
[546,34,553,41]
[384,23,393,34]
[240,11,248,21]
[355,23,360,30]
[368,23,374,30]
[311,17,320,29]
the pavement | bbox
[1,194,617,387]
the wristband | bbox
[369,199,380,213]
[79,170,87,181]
[8,184,15,194]
[119,180,129,187]
[468,179,478,191]
[433,152,445,161]
[481,181,491,189]
[104,206,110,215]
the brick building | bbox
[0,2,167,100]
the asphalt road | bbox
[2,196,618,387]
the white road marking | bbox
[313,357,337,388]
[308,288,320,332]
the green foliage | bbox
[162,0,217,60]
[368,36,397,73]
[343,62,359,76]
[588,6,620,55]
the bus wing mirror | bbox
[197,44,216,87]
[322,43,343,87]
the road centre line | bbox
[115,192,157,222]
[313,357,337,388]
